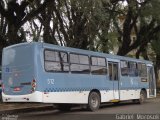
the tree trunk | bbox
[156,54,160,89]
[7,24,21,45]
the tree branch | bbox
[19,0,52,28]
[0,3,10,21]
[52,0,69,44]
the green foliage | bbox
[151,35,160,55]
[0,0,160,57]
[142,0,160,21]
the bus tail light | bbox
[31,79,36,93]
[14,87,21,91]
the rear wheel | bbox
[87,92,100,111]
[138,90,147,104]
[132,90,147,104]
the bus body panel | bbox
[120,76,138,100]
[37,66,115,103]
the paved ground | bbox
[1,96,159,120]
[0,102,52,113]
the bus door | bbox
[108,61,120,100]
[147,66,156,96]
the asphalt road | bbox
[1,97,160,120]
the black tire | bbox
[138,90,147,104]
[132,99,138,103]
[87,92,101,111]
[132,99,140,104]
[56,104,72,111]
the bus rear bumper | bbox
[2,91,43,102]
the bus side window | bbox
[44,50,69,72]
[108,62,118,80]
[59,52,69,71]
[138,63,147,77]
[108,63,112,80]
[70,53,90,74]
[128,62,138,77]
[113,63,118,80]
[91,57,107,75]
[121,61,128,76]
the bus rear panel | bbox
[2,43,42,102]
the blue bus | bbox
[2,42,156,111]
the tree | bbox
[112,0,160,87]
[0,0,53,64]
[41,0,112,50]
[110,0,160,59]
[0,0,52,45]
[151,34,160,88]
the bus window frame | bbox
[120,60,129,76]
[44,49,69,73]
[137,62,147,82]
[128,61,138,77]
[69,52,90,74]
[90,56,107,75]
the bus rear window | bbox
[3,45,33,66]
